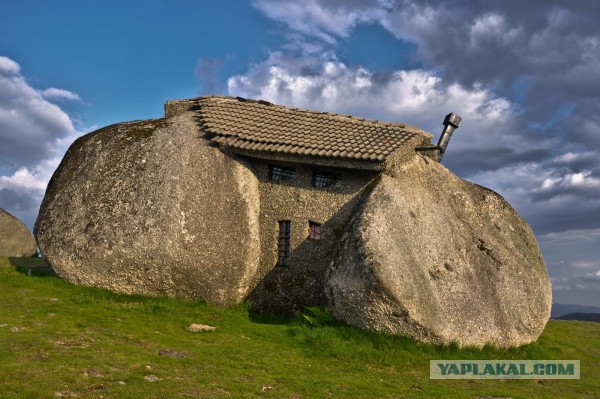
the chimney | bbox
[436,112,461,162]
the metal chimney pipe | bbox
[436,112,462,162]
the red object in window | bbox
[309,222,321,240]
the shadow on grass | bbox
[248,303,550,361]
[248,305,295,325]
[248,304,345,327]
[9,257,57,277]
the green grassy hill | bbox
[1,257,598,398]
[556,313,600,323]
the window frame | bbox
[277,220,291,266]
[308,221,322,240]
[312,170,341,188]
[269,164,296,182]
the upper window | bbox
[313,171,340,188]
[309,222,321,240]
[269,165,296,181]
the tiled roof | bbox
[189,96,432,162]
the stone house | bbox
[165,96,435,312]
[36,94,551,347]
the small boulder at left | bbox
[0,208,37,257]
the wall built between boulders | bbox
[246,159,378,313]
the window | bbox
[309,222,321,240]
[277,221,291,266]
[269,165,295,181]
[313,171,340,188]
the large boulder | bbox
[0,208,37,257]
[35,113,261,305]
[326,155,551,347]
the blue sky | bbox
[0,0,285,127]
[1,0,599,307]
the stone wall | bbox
[246,159,378,313]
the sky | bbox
[1,0,599,307]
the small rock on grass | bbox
[158,349,188,358]
[187,323,216,332]
[87,383,104,391]
[144,375,160,382]
[55,391,79,398]
[83,368,103,378]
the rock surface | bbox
[326,154,551,347]
[0,208,37,257]
[35,113,261,306]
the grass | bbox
[0,256,598,399]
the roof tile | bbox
[190,96,431,162]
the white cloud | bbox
[553,151,596,165]
[0,167,50,191]
[0,59,77,169]
[539,171,600,190]
[253,0,385,46]
[570,261,600,270]
[540,228,600,244]
[0,56,84,229]
[579,270,600,285]
[0,56,20,75]
[41,88,81,102]
[227,51,516,131]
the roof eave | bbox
[220,145,386,171]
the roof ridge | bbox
[196,95,414,129]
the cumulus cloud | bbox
[253,1,600,128]
[0,56,20,75]
[0,57,78,170]
[0,166,50,192]
[227,51,520,140]
[0,56,83,229]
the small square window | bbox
[309,221,321,240]
[313,171,340,188]
[269,165,296,181]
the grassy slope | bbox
[0,257,598,399]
